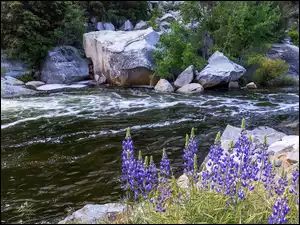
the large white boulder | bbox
[177,83,203,94]
[83,27,160,86]
[154,79,174,92]
[174,65,194,88]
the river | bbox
[1,86,299,223]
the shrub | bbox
[102,119,299,224]
[288,29,299,46]
[18,72,35,83]
[249,55,290,86]
[1,1,87,69]
[153,22,207,79]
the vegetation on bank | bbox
[100,120,299,224]
[153,1,298,87]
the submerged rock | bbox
[154,79,174,92]
[58,203,126,224]
[196,51,246,88]
[41,46,89,84]
[83,27,160,86]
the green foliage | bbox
[148,5,163,30]
[1,1,87,69]
[206,1,283,60]
[248,54,290,86]
[288,28,299,46]
[79,1,150,26]
[153,22,207,79]
[18,72,35,83]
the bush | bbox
[102,120,299,224]
[247,54,290,86]
[1,1,87,69]
[18,72,35,83]
[288,29,299,46]
[153,22,207,79]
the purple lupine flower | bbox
[275,174,288,196]
[154,149,172,212]
[289,168,299,204]
[121,128,137,193]
[268,196,290,224]
[159,149,171,181]
[134,150,146,199]
[262,160,276,198]
[144,156,158,196]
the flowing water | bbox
[1,87,299,223]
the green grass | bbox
[101,179,298,224]
[18,72,35,82]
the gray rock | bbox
[96,22,104,31]
[154,79,174,92]
[25,81,45,90]
[220,125,286,152]
[177,83,204,94]
[2,76,24,86]
[196,51,246,88]
[41,46,89,84]
[83,28,160,86]
[1,54,30,78]
[134,21,149,30]
[58,203,126,224]
[104,23,115,31]
[177,174,189,189]
[228,81,240,89]
[91,17,97,24]
[94,74,107,84]
[268,135,299,155]
[267,44,299,80]
[36,84,87,91]
[287,151,299,163]
[120,20,134,31]
[1,77,36,98]
[174,65,194,87]
[251,126,286,147]
[246,82,257,89]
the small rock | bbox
[58,203,126,224]
[103,23,115,31]
[159,13,177,23]
[228,81,240,89]
[120,20,134,31]
[134,21,149,30]
[177,174,189,189]
[268,135,299,155]
[94,74,107,84]
[246,82,257,89]
[287,151,299,164]
[154,79,174,93]
[25,81,45,90]
[174,65,194,88]
[177,83,204,94]
[96,22,104,31]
